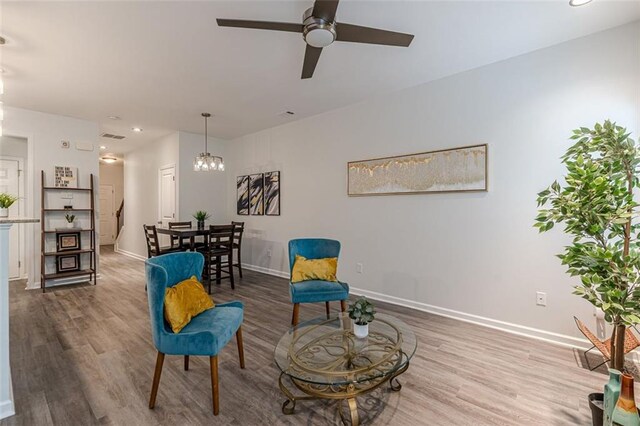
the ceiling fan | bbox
[217,0,414,79]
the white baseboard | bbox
[349,286,590,350]
[0,399,15,420]
[114,247,146,262]
[243,263,289,279]
[243,262,590,350]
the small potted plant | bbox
[193,211,211,230]
[348,297,376,338]
[0,193,18,218]
[65,213,76,228]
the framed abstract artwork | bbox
[347,144,488,196]
[249,173,264,215]
[264,171,280,216]
[236,175,249,215]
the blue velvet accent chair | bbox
[145,252,245,415]
[288,239,350,326]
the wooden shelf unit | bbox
[40,170,96,293]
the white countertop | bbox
[0,218,40,224]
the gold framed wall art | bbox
[347,144,488,196]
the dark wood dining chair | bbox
[231,221,244,278]
[205,224,236,292]
[142,225,182,258]
[168,221,192,249]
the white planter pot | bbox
[0,208,7,218]
[353,321,369,339]
[66,222,74,228]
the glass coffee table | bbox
[274,313,417,425]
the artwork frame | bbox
[249,173,264,215]
[236,175,249,216]
[347,144,488,196]
[53,165,78,188]
[56,254,80,273]
[264,171,280,216]
[57,231,80,252]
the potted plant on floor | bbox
[0,193,18,218]
[65,213,76,228]
[193,211,210,230]
[536,121,640,423]
[348,297,376,338]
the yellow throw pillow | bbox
[291,255,338,283]
[164,276,214,333]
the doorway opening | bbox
[0,136,28,281]
[98,159,124,247]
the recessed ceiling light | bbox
[101,156,118,164]
[100,145,107,150]
[569,0,592,6]
[132,127,143,133]
[108,116,121,120]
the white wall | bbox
[224,23,640,345]
[4,107,100,289]
[118,132,179,258]
[178,131,228,224]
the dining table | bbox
[155,226,210,251]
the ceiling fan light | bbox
[304,27,336,48]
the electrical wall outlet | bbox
[356,263,363,274]
[536,291,547,307]
[266,249,272,257]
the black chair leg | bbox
[229,253,235,290]
[237,248,243,278]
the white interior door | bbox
[159,165,176,245]
[99,184,115,245]
[0,158,22,279]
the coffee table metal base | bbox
[278,362,409,425]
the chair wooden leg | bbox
[149,351,165,409]
[210,356,219,416]
[340,300,347,312]
[236,327,245,369]
[292,303,300,327]
[237,248,243,278]
[216,257,222,285]
[325,302,330,319]
[228,253,235,290]
[184,355,189,371]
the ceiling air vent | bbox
[100,132,126,140]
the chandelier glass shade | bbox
[193,112,224,172]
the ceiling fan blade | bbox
[335,22,414,47]
[301,45,322,79]
[216,19,304,33]
[312,0,340,23]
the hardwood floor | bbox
[2,246,607,425]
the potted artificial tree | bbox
[536,121,640,422]
[0,193,18,218]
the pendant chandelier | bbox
[193,112,224,172]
